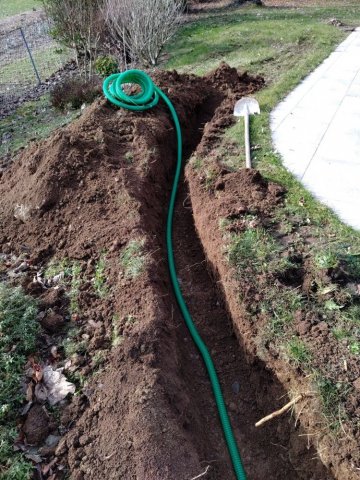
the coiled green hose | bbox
[103,70,247,480]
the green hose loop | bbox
[103,70,247,480]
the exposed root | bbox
[189,465,211,479]
[255,394,305,427]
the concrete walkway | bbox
[271,27,360,230]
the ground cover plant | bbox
[0,284,38,478]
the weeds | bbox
[62,328,88,357]
[204,167,218,190]
[93,254,108,298]
[44,258,72,280]
[111,314,123,348]
[228,227,280,275]
[44,259,82,314]
[124,151,134,164]
[314,251,339,270]
[190,155,203,170]
[120,239,146,278]
[70,262,82,314]
[316,376,349,431]
[263,287,303,336]
[92,350,106,369]
[349,341,360,356]
[286,337,311,368]
[50,77,101,111]
[0,284,38,478]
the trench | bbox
[168,181,333,480]
[160,96,334,479]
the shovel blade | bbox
[233,97,260,117]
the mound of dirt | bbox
[0,64,340,479]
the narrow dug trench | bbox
[171,180,333,480]
[0,65,338,479]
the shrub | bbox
[103,0,185,66]
[50,77,102,110]
[43,0,104,77]
[95,55,118,77]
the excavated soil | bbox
[0,64,347,479]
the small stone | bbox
[45,434,61,448]
[232,381,240,395]
[229,402,237,413]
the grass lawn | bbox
[0,96,80,159]
[0,46,72,94]
[0,0,41,18]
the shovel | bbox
[233,97,260,169]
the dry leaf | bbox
[21,401,33,416]
[26,382,34,402]
[42,456,58,475]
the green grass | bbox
[62,327,88,358]
[0,0,41,18]
[316,376,350,431]
[286,337,311,368]
[0,95,79,158]
[69,262,82,314]
[44,258,82,313]
[0,46,71,92]
[262,287,303,336]
[111,314,123,348]
[93,254,108,298]
[227,227,280,274]
[166,4,356,77]
[0,284,38,479]
[120,239,146,279]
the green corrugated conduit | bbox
[103,69,247,480]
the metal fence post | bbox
[19,27,41,85]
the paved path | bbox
[271,27,360,230]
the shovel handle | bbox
[244,112,251,169]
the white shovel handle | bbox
[244,112,251,169]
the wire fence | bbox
[0,19,73,103]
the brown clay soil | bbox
[0,63,358,479]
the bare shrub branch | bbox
[42,0,105,77]
[103,0,184,66]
